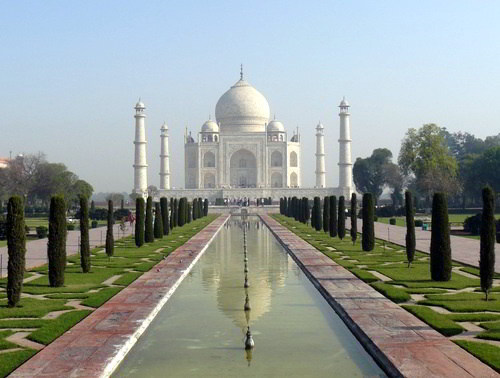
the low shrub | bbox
[25,225,30,234]
[67,224,75,231]
[113,208,130,220]
[389,218,396,225]
[36,226,48,239]
[415,219,423,227]
[376,205,395,217]
[464,213,482,235]
[91,220,98,228]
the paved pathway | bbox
[356,220,500,273]
[10,214,229,378]
[263,215,497,378]
[0,224,134,277]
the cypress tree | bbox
[329,196,337,237]
[90,200,95,215]
[120,198,124,210]
[161,197,169,236]
[430,193,452,281]
[304,197,310,224]
[338,196,346,239]
[173,198,178,227]
[135,198,145,247]
[178,198,186,227]
[154,202,163,239]
[293,197,299,221]
[204,198,209,216]
[187,202,192,223]
[193,198,198,220]
[362,193,375,251]
[280,198,283,214]
[48,195,66,287]
[480,187,496,301]
[199,198,203,217]
[314,197,322,231]
[6,196,26,307]
[105,200,114,257]
[79,195,90,273]
[350,193,357,245]
[283,197,288,216]
[145,197,154,243]
[405,191,416,268]
[311,201,316,228]
[323,196,330,233]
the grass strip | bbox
[371,282,411,303]
[0,349,38,378]
[350,268,378,283]
[454,340,500,373]
[81,287,123,308]
[114,272,143,286]
[0,298,70,320]
[27,310,92,345]
[447,313,500,322]
[402,305,464,336]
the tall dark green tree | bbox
[79,196,90,273]
[323,196,330,233]
[311,201,316,228]
[350,193,357,245]
[480,187,496,300]
[203,199,209,216]
[173,198,178,227]
[120,198,124,210]
[145,197,154,243]
[329,196,337,237]
[6,196,26,307]
[430,193,452,281]
[90,200,96,214]
[313,197,322,231]
[193,198,198,220]
[362,193,375,251]
[135,198,145,247]
[48,195,66,287]
[338,196,346,239]
[178,198,187,227]
[160,197,169,236]
[105,200,114,257]
[154,202,163,239]
[187,202,192,223]
[405,191,416,268]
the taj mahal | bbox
[132,68,353,202]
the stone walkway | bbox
[357,220,500,273]
[262,215,497,378]
[10,214,229,378]
[0,223,134,277]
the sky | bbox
[1,1,499,193]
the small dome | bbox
[201,120,219,133]
[135,100,145,109]
[316,122,324,129]
[160,122,168,131]
[267,119,284,132]
[339,97,349,107]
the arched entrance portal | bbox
[230,149,257,188]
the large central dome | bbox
[215,78,270,133]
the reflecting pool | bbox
[113,217,385,377]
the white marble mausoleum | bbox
[132,68,353,201]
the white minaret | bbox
[133,99,148,198]
[338,97,352,192]
[315,122,326,188]
[159,122,170,190]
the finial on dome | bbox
[240,64,243,80]
[274,114,276,120]
[209,114,211,120]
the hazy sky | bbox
[1,1,499,193]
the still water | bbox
[113,217,385,377]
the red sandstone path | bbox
[262,215,498,378]
[0,224,134,278]
[10,214,229,378]
[356,220,500,273]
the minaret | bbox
[338,97,353,193]
[159,122,170,190]
[315,122,326,188]
[133,99,148,198]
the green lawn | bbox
[0,214,218,378]
[272,213,500,372]
[454,340,500,373]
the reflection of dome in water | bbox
[200,219,289,329]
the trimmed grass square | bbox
[402,305,464,336]
[454,340,500,373]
